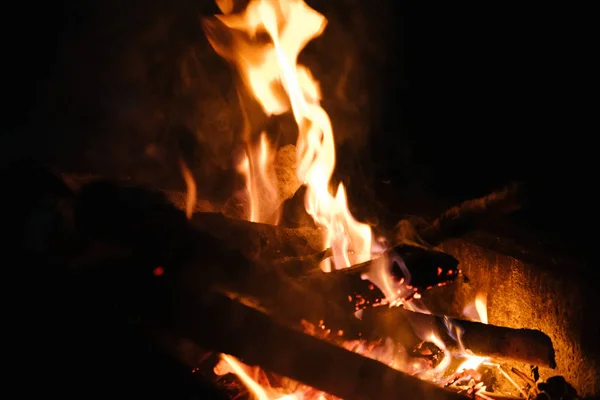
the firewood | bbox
[62,172,323,263]
[358,307,556,368]
[71,180,460,329]
[168,286,468,400]
[30,173,554,375]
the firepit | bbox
[3,0,597,399]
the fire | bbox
[215,354,294,400]
[475,293,488,324]
[179,158,197,219]
[201,0,505,397]
[215,353,330,400]
[453,293,490,378]
[236,132,281,224]
[205,0,373,271]
[463,292,488,325]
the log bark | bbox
[359,307,556,368]
[169,285,468,400]
[297,244,460,311]
[191,211,323,260]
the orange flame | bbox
[453,292,490,375]
[179,159,197,219]
[207,0,373,270]
[215,354,310,400]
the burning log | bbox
[61,171,324,260]
[191,211,323,260]
[402,183,523,246]
[169,286,468,400]
[70,179,358,333]
[12,164,557,395]
[359,307,556,368]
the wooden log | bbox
[66,178,556,370]
[297,244,460,312]
[61,172,324,260]
[358,307,556,368]
[405,183,522,246]
[169,284,468,400]
[191,211,323,260]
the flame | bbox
[475,293,488,324]
[215,354,317,400]
[451,292,490,376]
[463,292,488,325]
[206,0,372,270]
[179,159,197,219]
[236,132,281,224]
[216,354,288,400]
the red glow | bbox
[153,266,164,276]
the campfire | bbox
[7,0,593,399]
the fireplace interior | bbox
[3,0,597,399]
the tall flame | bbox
[237,132,281,224]
[206,0,373,271]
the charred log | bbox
[297,244,460,311]
[359,307,556,368]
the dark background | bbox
[2,0,596,398]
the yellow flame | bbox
[215,354,299,400]
[463,292,488,325]
[179,159,197,219]
[455,352,487,376]
[475,293,488,324]
[217,354,272,400]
